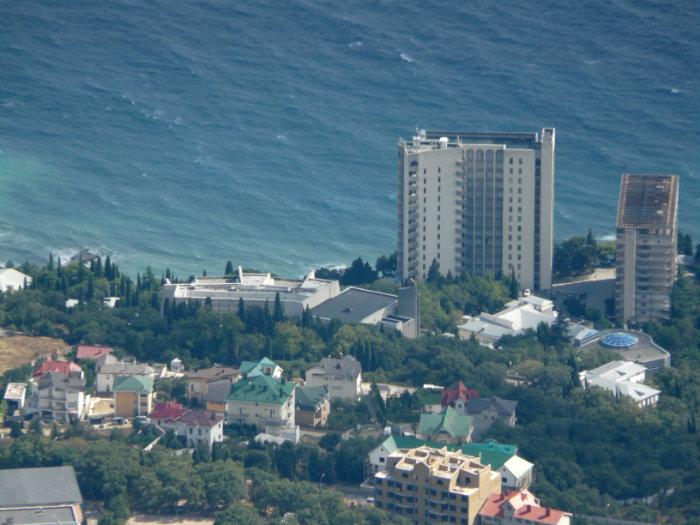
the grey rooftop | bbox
[0,466,83,508]
[310,286,397,324]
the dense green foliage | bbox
[0,432,403,525]
[552,231,614,279]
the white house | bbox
[96,362,157,392]
[305,354,362,400]
[161,409,224,450]
[498,455,534,491]
[580,360,660,407]
[0,268,32,292]
[457,295,558,346]
[36,372,87,423]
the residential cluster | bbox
[0,127,686,525]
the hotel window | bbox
[438,167,441,173]
[438,176,441,183]
[424,169,427,174]
[518,158,523,165]
[509,158,513,165]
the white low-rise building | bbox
[161,409,225,450]
[499,455,535,491]
[305,354,362,400]
[162,267,340,318]
[457,294,558,346]
[580,360,660,407]
[0,268,32,292]
[36,372,87,423]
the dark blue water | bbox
[1,0,698,277]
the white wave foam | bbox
[276,133,288,143]
[348,41,362,49]
[670,88,680,94]
[598,234,616,242]
[582,59,600,65]
[399,52,414,63]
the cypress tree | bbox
[105,256,112,280]
[238,298,245,319]
[56,257,62,278]
[224,261,234,275]
[509,268,518,299]
[273,292,284,322]
[301,305,311,328]
[48,253,54,272]
[78,256,85,281]
[95,256,103,277]
[151,292,160,310]
[87,275,95,301]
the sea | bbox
[1,0,698,278]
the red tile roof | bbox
[179,410,224,428]
[76,345,113,360]
[32,360,82,378]
[479,490,570,525]
[441,381,479,407]
[151,401,186,420]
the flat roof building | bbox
[374,446,500,525]
[310,283,419,338]
[0,466,83,525]
[457,295,557,346]
[615,174,679,325]
[580,329,670,372]
[163,266,340,318]
[398,129,555,292]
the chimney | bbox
[545,508,551,517]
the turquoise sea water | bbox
[0,0,698,277]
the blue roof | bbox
[601,332,638,349]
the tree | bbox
[678,230,693,256]
[509,268,518,299]
[197,460,247,509]
[340,257,377,286]
[224,261,235,275]
[273,292,284,322]
[426,259,441,284]
[376,252,397,277]
[214,504,263,525]
[238,298,245,320]
[553,236,598,277]
[9,420,22,438]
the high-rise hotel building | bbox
[615,173,678,325]
[397,129,555,291]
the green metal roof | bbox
[227,374,294,405]
[380,435,517,470]
[418,407,472,438]
[112,375,153,394]
[240,358,278,377]
[295,385,329,411]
